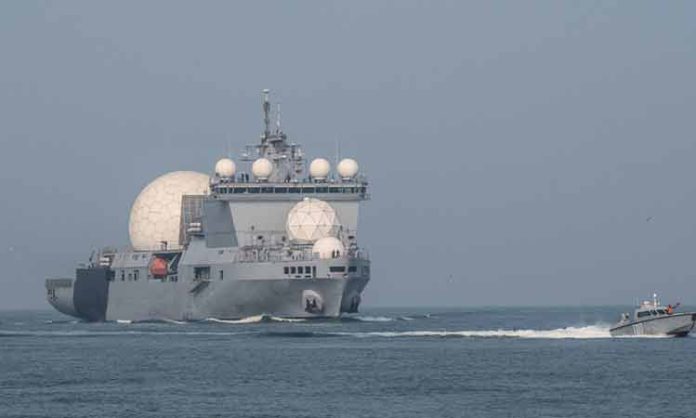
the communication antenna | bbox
[262,89,271,141]
[276,103,282,132]
[335,139,341,166]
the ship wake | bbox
[205,315,306,324]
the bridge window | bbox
[348,266,357,273]
[297,266,303,274]
[134,270,139,281]
[120,271,125,281]
[233,187,247,194]
[284,266,289,274]
[194,266,210,280]
[275,187,288,193]
[637,311,651,318]
[329,266,346,273]
[290,266,296,274]
[219,270,224,280]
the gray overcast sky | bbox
[1,1,695,309]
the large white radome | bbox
[286,198,341,243]
[129,171,210,251]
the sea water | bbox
[1,307,694,417]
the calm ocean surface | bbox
[1,307,694,418]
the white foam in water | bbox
[205,315,305,324]
[352,316,395,322]
[159,318,187,325]
[116,319,132,324]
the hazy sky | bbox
[1,1,696,309]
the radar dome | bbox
[286,198,341,243]
[309,158,330,180]
[128,171,209,251]
[252,158,273,180]
[337,158,359,179]
[214,158,236,177]
[312,237,345,259]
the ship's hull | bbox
[108,276,369,321]
[47,268,369,322]
[610,313,696,337]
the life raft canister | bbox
[149,257,168,278]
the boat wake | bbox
[345,325,613,339]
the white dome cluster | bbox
[286,198,341,243]
[128,171,210,251]
[214,158,236,177]
[308,157,359,180]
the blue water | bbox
[1,307,694,417]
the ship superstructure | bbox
[45,90,370,321]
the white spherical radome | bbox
[252,158,273,180]
[337,158,359,179]
[286,198,341,244]
[128,171,210,251]
[309,158,330,180]
[214,158,236,177]
[312,237,345,260]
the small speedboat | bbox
[610,294,696,337]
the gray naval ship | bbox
[45,90,370,321]
[610,294,696,337]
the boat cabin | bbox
[619,294,676,324]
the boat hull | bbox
[610,313,696,337]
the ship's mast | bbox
[240,89,304,182]
[262,89,271,142]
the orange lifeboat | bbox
[149,257,168,278]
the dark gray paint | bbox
[203,200,238,248]
[73,267,110,321]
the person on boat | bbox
[666,305,674,315]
